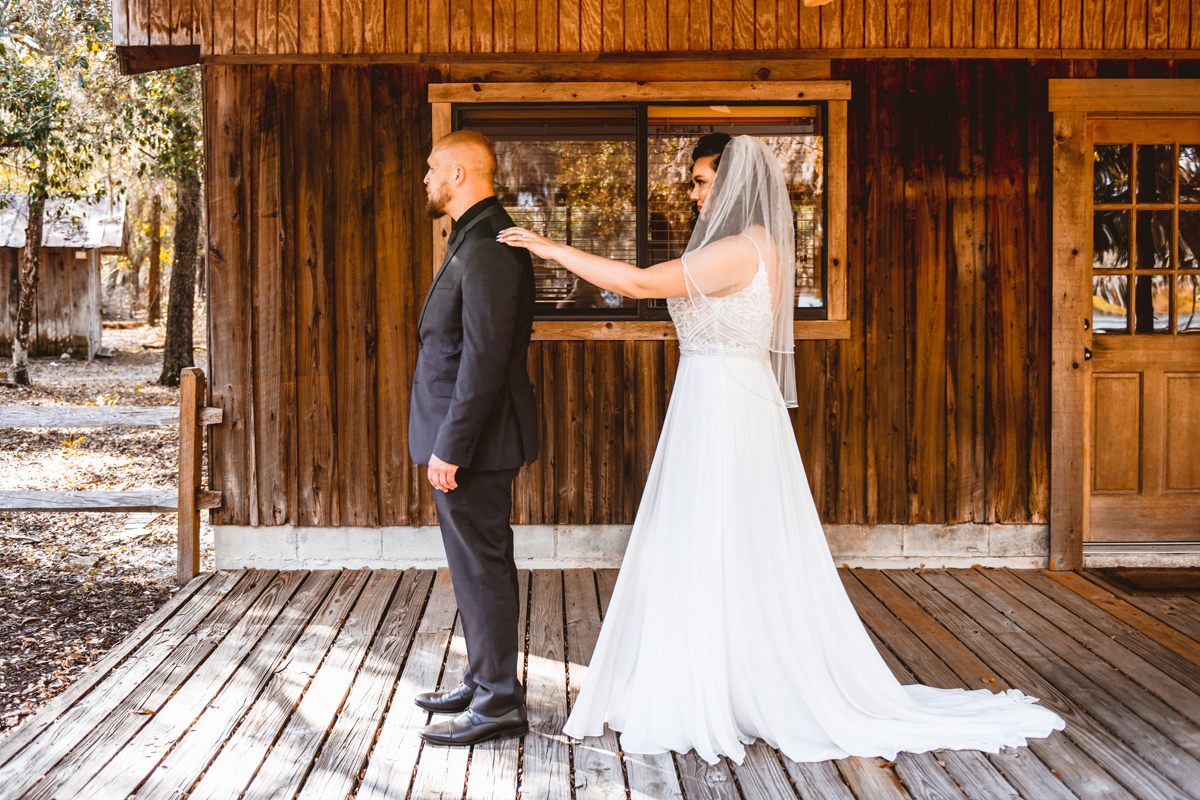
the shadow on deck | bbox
[0,567,1198,800]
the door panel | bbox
[1088,119,1200,543]
[1166,375,1200,491]
[1092,375,1141,493]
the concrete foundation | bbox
[214,522,1061,570]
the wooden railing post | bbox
[178,367,205,585]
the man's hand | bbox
[428,454,460,493]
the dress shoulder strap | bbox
[739,234,765,267]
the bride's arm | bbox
[496,227,748,300]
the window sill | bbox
[531,320,851,341]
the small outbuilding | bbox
[0,195,127,360]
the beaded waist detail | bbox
[678,342,771,364]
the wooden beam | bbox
[0,405,222,428]
[1049,78,1200,111]
[431,102,453,279]
[178,367,204,585]
[1049,110,1090,570]
[0,490,220,512]
[429,80,853,102]
[116,45,201,75]
[199,48,1200,66]
[530,319,851,340]
[826,99,848,321]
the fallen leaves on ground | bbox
[0,324,213,740]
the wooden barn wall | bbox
[119,0,1200,54]
[204,58,1194,530]
[0,247,99,358]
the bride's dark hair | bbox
[692,132,731,169]
[690,133,731,225]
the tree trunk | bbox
[159,177,199,386]
[11,179,47,385]
[147,194,162,325]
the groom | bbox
[409,130,539,746]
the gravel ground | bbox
[0,325,214,740]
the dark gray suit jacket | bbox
[408,201,539,471]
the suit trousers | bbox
[433,465,525,716]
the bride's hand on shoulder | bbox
[497,227,559,260]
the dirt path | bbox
[0,326,213,738]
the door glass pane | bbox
[1093,275,1129,333]
[646,106,825,310]
[1181,145,1200,203]
[459,106,639,315]
[1137,144,1174,203]
[1094,210,1130,269]
[1177,275,1200,333]
[1134,274,1170,333]
[1182,210,1200,269]
[1136,209,1172,269]
[1094,144,1131,203]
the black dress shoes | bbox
[418,706,529,746]
[414,682,476,714]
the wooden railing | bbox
[0,367,222,585]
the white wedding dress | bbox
[561,237,1065,765]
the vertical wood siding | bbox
[119,0,1200,53]
[204,59,1196,529]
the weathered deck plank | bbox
[464,569,530,800]
[984,568,1200,727]
[919,570,1193,800]
[2,569,276,800]
[1083,571,1200,645]
[184,568,381,800]
[886,570,1140,800]
[1012,569,1200,698]
[71,569,329,800]
[591,571,684,800]
[141,568,372,800]
[294,569,436,800]
[407,614,471,799]
[218,569,401,800]
[0,571,218,772]
[520,570,572,800]
[563,568,626,800]
[951,569,1200,772]
[352,568,459,800]
[1042,570,1200,667]
[3,568,1197,800]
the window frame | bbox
[429,81,851,341]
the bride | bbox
[496,134,1064,766]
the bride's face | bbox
[689,155,719,217]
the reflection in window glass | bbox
[1136,209,1172,269]
[1094,210,1130,270]
[1179,276,1200,333]
[1134,274,1170,333]
[647,107,824,309]
[460,107,639,314]
[1094,144,1131,203]
[1137,144,1175,203]
[1093,275,1129,333]
[1182,211,1200,269]
[1181,145,1200,204]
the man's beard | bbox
[425,186,448,219]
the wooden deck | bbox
[1,568,1199,800]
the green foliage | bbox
[0,0,125,208]
[120,66,202,187]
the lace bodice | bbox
[667,241,774,363]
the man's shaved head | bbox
[425,131,497,219]
[431,130,497,183]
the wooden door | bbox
[1088,118,1200,541]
